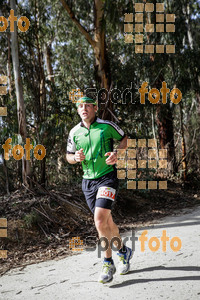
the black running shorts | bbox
[82,170,119,214]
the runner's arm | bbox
[66,153,77,164]
[66,148,85,164]
[66,129,78,164]
[105,136,128,165]
[116,135,128,151]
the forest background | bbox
[0,0,200,273]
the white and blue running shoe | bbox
[98,261,116,283]
[117,247,133,275]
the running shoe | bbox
[98,261,116,283]
[117,247,133,275]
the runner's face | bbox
[77,103,97,121]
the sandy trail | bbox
[1,206,200,300]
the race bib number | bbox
[96,187,116,201]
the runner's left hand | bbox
[105,152,117,165]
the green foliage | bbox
[0,0,200,192]
[23,211,41,228]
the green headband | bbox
[76,96,97,107]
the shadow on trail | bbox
[128,265,200,273]
[109,265,200,288]
[134,210,200,232]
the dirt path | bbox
[1,206,200,300]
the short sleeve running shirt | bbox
[67,116,125,179]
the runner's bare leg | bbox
[94,207,122,258]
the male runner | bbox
[66,96,133,283]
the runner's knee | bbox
[94,218,109,231]
[107,214,116,229]
[107,215,113,227]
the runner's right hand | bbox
[74,148,85,162]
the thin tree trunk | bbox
[35,0,46,121]
[180,102,187,180]
[156,103,177,173]
[60,0,112,120]
[44,42,55,105]
[183,4,193,49]
[40,157,46,186]
[183,1,200,171]
[7,32,13,98]
[3,159,9,195]
[34,0,46,185]
[149,75,176,173]
[10,0,30,186]
[44,43,54,84]
[145,0,176,172]
[93,0,111,90]
[152,107,159,162]
[196,92,200,172]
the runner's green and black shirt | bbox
[67,117,125,179]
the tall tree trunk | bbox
[180,102,187,180]
[3,159,9,195]
[7,32,13,98]
[35,0,46,121]
[183,1,200,171]
[44,42,55,104]
[93,0,110,90]
[182,3,193,49]
[196,92,200,172]
[144,0,176,172]
[156,103,176,173]
[147,63,177,172]
[60,0,112,120]
[10,0,30,186]
[93,0,112,120]
[44,43,54,84]
[34,0,47,185]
